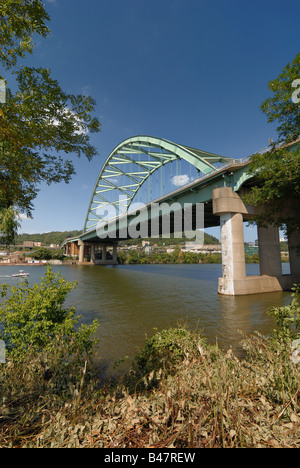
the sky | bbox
[14,0,300,241]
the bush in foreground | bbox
[1,325,299,448]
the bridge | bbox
[62,135,300,296]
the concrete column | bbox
[90,244,96,264]
[113,244,118,264]
[219,212,246,295]
[212,188,297,295]
[213,187,248,295]
[258,225,282,277]
[288,230,300,278]
[78,240,85,264]
[102,244,107,262]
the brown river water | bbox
[0,263,292,376]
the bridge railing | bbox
[148,156,251,205]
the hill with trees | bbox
[15,230,82,246]
[15,230,219,247]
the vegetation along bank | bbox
[0,267,299,448]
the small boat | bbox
[11,270,30,278]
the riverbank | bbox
[118,250,264,265]
[0,325,299,448]
[0,266,298,448]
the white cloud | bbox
[171,174,190,187]
[50,107,88,136]
[19,213,31,221]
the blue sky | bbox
[17,0,300,241]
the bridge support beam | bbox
[288,230,300,278]
[96,243,118,265]
[88,242,118,265]
[101,244,107,263]
[213,188,248,295]
[91,244,96,264]
[219,212,246,295]
[75,241,118,265]
[113,244,118,264]
[78,240,85,264]
[258,225,282,277]
[213,187,296,295]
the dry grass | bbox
[0,327,299,448]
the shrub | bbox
[268,284,300,343]
[125,326,205,392]
[0,266,99,360]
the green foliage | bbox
[126,326,204,392]
[0,0,101,228]
[244,51,300,231]
[135,326,201,373]
[15,230,82,246]
[244,145,300,232]
[0,0,50,69]
[127,250,140,264]
[29,247,64,260]
[0,206,20,246]
[260,51,300,144]
[31,247,52,260]
[0,266,99,359]
[120,248,222,265]
[0,67,101,215]
[268,284,300,343]
[245,253,259,263]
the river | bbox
[0,263,292,376]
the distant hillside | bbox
[120,232,220,246]
[15,230,82,246]
[15,230,219,246]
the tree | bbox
[244,52,300,234]
[0,67,101,214]
[260,52,300,144]
[0,0,101,218]
[244,144,300,234]
[0,206,20,246]
[0,0,50,70]
[31,247,52,260]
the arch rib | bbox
[84,135,234,231]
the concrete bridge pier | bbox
[90,244,96,264]
[213,187,300,295]
[78,240,85,264]
[64,239,119,265]
[218,211,246,295]
[213,188,248,295]
[88,242,118,265]
[257,225,282,277]
[288,230,300,278]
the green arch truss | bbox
[84,135,234,231]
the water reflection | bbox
[217,291,289,353]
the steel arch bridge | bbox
[84,135,235,231]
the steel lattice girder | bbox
[84,135,234,231]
